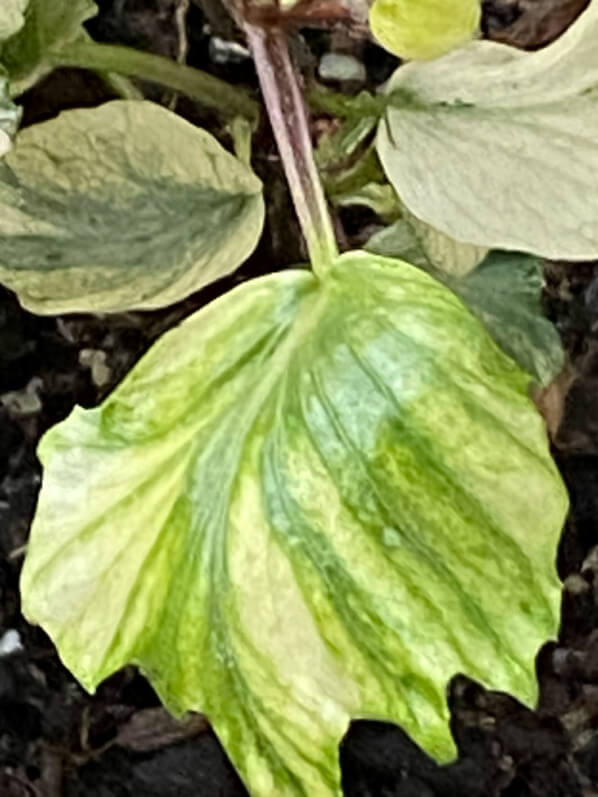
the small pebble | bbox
[79,348,111,387]
[319,53,366,83]
[209,36,250,65]
[0,629,23,657]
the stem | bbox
[50,40,260,124]
[245,24,338,275]
[308,85,387,119]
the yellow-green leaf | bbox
[366,225,563,385]
[370,0,481,60]
[21,251,567,796]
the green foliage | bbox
[0,0,97,96]
[376,0,598,258]
[370,0,481,60]
[0,100,265,313]
[451,253,565,385]
[333,181,400,220]
[21,250,567,796]
[367,223,563,384]
[10,2,581,795]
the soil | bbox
[2,1,598,795]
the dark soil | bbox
[2,1,598,795]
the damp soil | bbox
[2,1,598,795]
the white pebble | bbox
[0,629,23,657]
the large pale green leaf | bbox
[0,0,97,96]
[0,0,28,42]
[0,100,265,314]
[367,222,563,384]
[21,251,567,795]
[0,70,20,156]
[370,0,481,60]
[376,0,598,259]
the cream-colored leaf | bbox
[0,100,265,313]
[377,0,598,258]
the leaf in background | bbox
[0,0,97,96]
[367,223,563,384]
[0,100,265,314]
[0,69,20,157]
[334,181,400,220]
[370,0,481,60]
[21,251,567,796]
[451,252,565,386]
[0,0,28,42]
[351,195,487,275]
[377,0,598,259]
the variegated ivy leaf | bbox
[0,0,28,42]
[377,0,598,259]
[21,251,567,796]
[0,0,97,96]
[367,223,563,385]
[0,100,265,314]
[0,70,20,156]
[370,0,481,60]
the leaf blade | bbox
[21,253,567,795]
[376,0,598,258]
[366,224,563,384]
[370,0,481,60]
[0,100,265,313]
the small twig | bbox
[1,771,41,797]
[8,543,27,560]
[167,0,191,109]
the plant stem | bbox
[308,85,387,119]
[245,24,338,275]
[50,40,260,124]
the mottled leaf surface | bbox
[0,0,96,95]
[377,0,598,258]
[0,100,265,313]
[21,251,567,795]
[370,0,480,60]
[0,0,28,42]
[367,224,563,384]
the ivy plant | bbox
[3,0,594,794]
